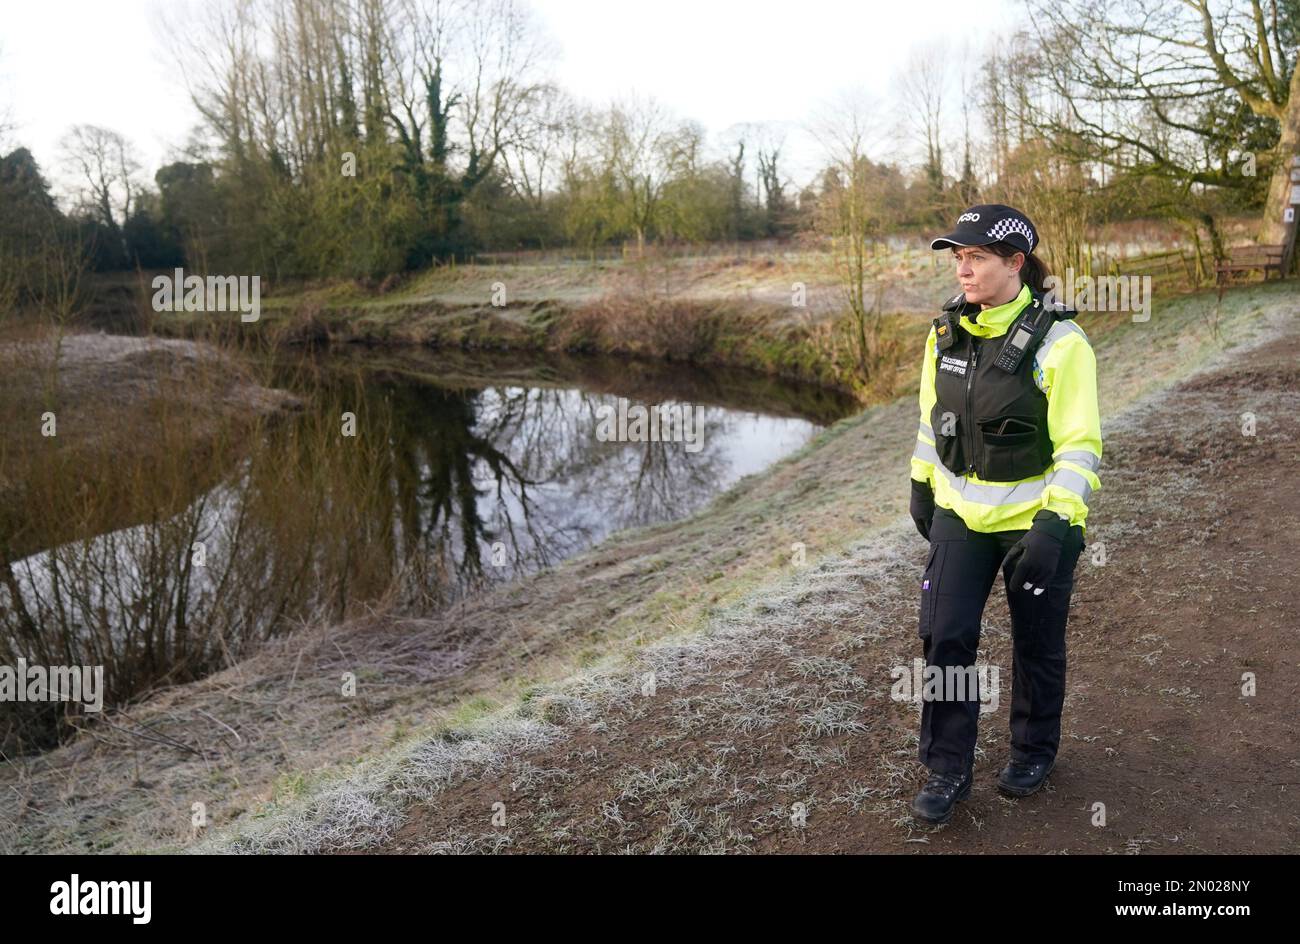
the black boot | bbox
[910,768,973,825]
[996,758,1055,797]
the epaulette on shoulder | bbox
[1034,290,1078,322]
[941,293,967,313]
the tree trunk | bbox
[1259,62,1300,246]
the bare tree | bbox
[809,89,901,382]
[896,42,951,221]
[754,127,791,236]
[718,121,790,237]
[1024,0,1298,247]
[499,81,579,209]
[956,42,981,204]
[603,94,679,255]
[385,0,552,185]
[59,124,141,253]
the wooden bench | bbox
[1216,244,1286,299]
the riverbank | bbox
[3,279,1293,853]
[0,333,302,561]
[146,248,963,401]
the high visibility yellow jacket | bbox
[910,283,1102,533]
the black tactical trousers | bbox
[917,506,1086,778]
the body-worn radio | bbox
[992,298,1055,373]
[932,295,1058,369]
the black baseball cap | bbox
[930,204,1038,255]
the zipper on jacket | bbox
[964,339,979,475]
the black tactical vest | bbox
[929,290,1077,482]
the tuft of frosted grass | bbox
[390,717,563,801]
[202,758,406,855]
[200,715,565,853]
[424,831,515,855]
[798,699,869,739]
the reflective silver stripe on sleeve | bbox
[1035,319,1087,366]
[913,438,941,464]
[919,420,934,440]
[1047,467,1093,503]
[1053,449,1100,472]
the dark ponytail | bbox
[986,240,1050,294]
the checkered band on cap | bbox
[984,217,1035,249]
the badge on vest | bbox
[938,354,968,376]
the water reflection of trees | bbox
[373,377,734,601]
[1,355,815,747]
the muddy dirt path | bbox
[376,321,1300,854]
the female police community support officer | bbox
[907,204,1102,825]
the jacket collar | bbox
[952,283,1033,338]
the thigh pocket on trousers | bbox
[919,541,945,641]
[920,510,968,640]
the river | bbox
[2,344,858,668]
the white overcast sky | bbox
[1,0,1017,201]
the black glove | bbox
[1005,509,1071,595]
[910,478,935,540]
